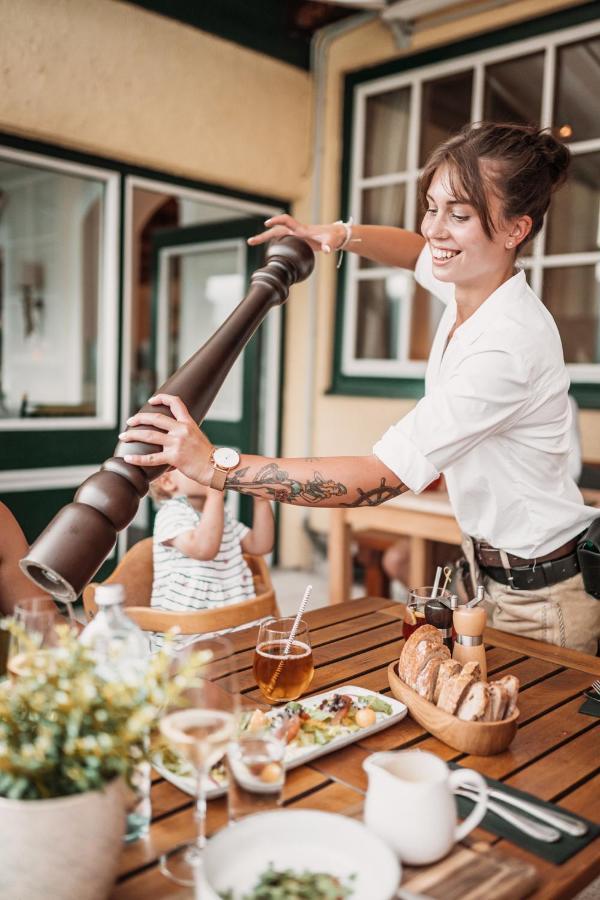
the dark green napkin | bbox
[450,762,600,864]
[579,692,600,718]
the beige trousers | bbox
[461,537,600,656]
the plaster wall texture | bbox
[0,0,311,199]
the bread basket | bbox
[387,661,519,756]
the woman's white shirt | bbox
[373,243,595,558]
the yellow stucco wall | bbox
[0,0,311,198]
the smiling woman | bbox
[119,122,600,656]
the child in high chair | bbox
[149,468,274,647]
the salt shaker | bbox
[452,595,487,680]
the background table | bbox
[328,488,600,605]
[112,597,600,899]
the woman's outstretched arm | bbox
[119,395,408,508]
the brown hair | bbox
[418,122,571,245]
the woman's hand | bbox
[248,214,346,255]
[118,394,214,485]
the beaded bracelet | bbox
[333,217,360,269]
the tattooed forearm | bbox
[227,463,347,504]
[340,477,408,507]
[226,462,407,508]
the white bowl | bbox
[200,809,401,900]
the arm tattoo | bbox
[226,463,406,507]
[227,463,347,504]
[340,477,407,507]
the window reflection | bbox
[363,87,411,178]
[543,265,600,364]
[483,52,543,125]
[419,70,473,166]
[554,37,600,143]
[0,158,107,420]
[546,152,600,255]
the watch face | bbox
[213,447,240,469]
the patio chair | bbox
[82,538,279,634]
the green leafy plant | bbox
[0,621,205,800]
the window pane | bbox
[363,87,411,177]
[554,37,600,144]
[409,284,445,361]
[359,184,406,269]
[543,265,600,364]
[546,152,600,255]
[419,70,473,166]
[0,158,106,419]
[484,52,544,124]
[355,277,406,360]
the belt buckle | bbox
[499,549,517,591]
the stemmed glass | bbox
[7,596,63,677]
[159,636,238,887]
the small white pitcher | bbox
[363,750,488,865]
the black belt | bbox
[482,552,580,591]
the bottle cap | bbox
[95,584,125,607]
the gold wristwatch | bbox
[209,446,240,491]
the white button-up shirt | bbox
[373,244,596,558]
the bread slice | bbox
[487,682,509,721]
[494,675,520,717]
[461,661,482,682]
[414,654,447,701]
[457,681,490,721]
[398,625,441,683]
[406,639,450,691]
[433,659,461,704]
[437,671,476,715]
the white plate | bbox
[199,809,401,900]
[154,684,407,798]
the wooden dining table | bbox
[112,596,600,900]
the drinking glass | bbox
[226,729,286,822]
[403,586,451,641]
[253,617,314,703]
[159,636,238,887]
[7,596,62,677]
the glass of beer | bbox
[253,617,314,703]
[403,587,451,641]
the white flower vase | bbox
[0,777,126,900]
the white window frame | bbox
[0,145,120,429]
[342,18,600,383]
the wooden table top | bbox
[112,596,600,900]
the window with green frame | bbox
[332,6,600,407]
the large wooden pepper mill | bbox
[20,236,315,603]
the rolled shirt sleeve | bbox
[374,347,531,493]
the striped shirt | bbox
[151,496,255,615]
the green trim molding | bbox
[332,1,600,407]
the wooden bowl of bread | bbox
[387,625,519,756]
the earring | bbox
[507,241,513,248]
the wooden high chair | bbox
[82,538,279,634]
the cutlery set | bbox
[457,785,588,843]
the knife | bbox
[455,787,561,842]
[484,786,588,837]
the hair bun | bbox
[534,129,571,190]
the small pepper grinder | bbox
[452,588,487,680]
[425,595,454,652]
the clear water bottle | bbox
[80,583,152,842]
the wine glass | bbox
[7,596,62,677]
[159,636,239,887]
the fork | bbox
[584,679,600,702]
